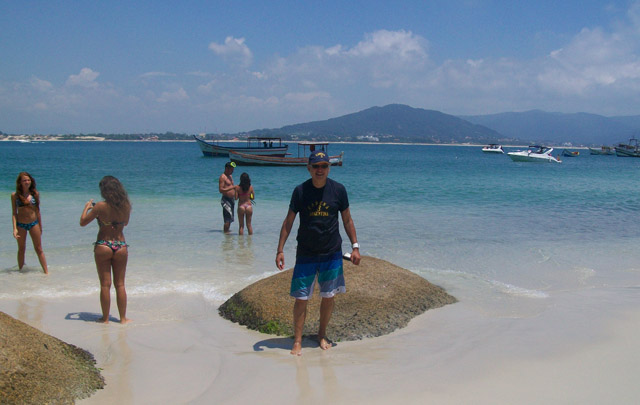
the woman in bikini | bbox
[80,176,132,324]
[234,172,255,235]
[11,172,49,274]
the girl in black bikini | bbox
[80,176,132,324]
[11,172,49,274]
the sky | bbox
[2,0,640,134]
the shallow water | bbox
[1,141,639,322]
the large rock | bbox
[0,312,104,404]
[219,256,457,341]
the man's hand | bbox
[350,249,361,265]
[276,252,285,270]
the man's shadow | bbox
[65,312,118,323]
[253,335,336,352]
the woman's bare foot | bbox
[318,336,332,350]
[120,318,132,325]
[290,341,302,356]
[97,317,109,324]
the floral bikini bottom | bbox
[94,240,128,252]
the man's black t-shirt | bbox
[289,178,349,257]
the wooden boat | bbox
[589,146,614,155]
[561,149,579,157]
[193,135,288,157]
[229,142,344,166]
[615,138,640,157]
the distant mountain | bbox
[461,110,640,146]
[250,104,511,144]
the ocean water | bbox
[1,141,639,321]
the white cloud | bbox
[209,36,253,67]
[30,77,53,92]
[140,71,175,79]
[347,29,428,61]
[157,87,188,103]
[66,68,100,88]
[283,91,331,103]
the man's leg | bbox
[318,296,335,350]
[291,298,308,356]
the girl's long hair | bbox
[15,172,39,208]
[99,176,131,214]
[239,172,251,192]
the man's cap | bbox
[225,161,236,168]
[308,151,330,164]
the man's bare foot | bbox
[97,318,109,324]
[290,341,302,356]
[120,318,132,324]
[318,336,332,350]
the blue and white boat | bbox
[507,145,561,163]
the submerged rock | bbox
[219,255,457,341]
[0,312,104,404]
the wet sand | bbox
[1,292,639,404]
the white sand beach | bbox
[3,291,639,405]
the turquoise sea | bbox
[1,141,639,321]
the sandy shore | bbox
[1,292,638,404]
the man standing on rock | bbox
[219,161,236,233]
[276,150,361,356]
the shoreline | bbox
[0,137,587,149]
[1,290,638,404]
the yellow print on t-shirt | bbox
[308,201,329,217]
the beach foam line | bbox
[424,268,549,299]
[490,280,549,299]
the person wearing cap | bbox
[219,161,236,233]
[276,150,361,356]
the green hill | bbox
[250,104,510,144]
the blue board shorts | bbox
[290,251,346,300]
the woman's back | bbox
[95,201,129,241]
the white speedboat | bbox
[482,144,504,153]
[507,145,561,163]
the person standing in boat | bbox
[219,161,236,233]
[275,151,361,356]
[11,172,49,274]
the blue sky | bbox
[2,0,640,134]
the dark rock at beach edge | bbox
[219,255,457,341]
[0,311,105,404]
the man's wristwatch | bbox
[352,242,360,249]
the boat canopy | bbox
[246,137,285,147]
[296,141,332,157]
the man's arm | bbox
[276,209,297,270]
[341,207,361,265]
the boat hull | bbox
[614,147,640,157]
[193,136,288,157]
[229,150,344,166]
[507,152,561,163]
[589,147,614,155]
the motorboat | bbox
[614,138,640,157]
[481,144,504,153]
[507,145,561,163]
